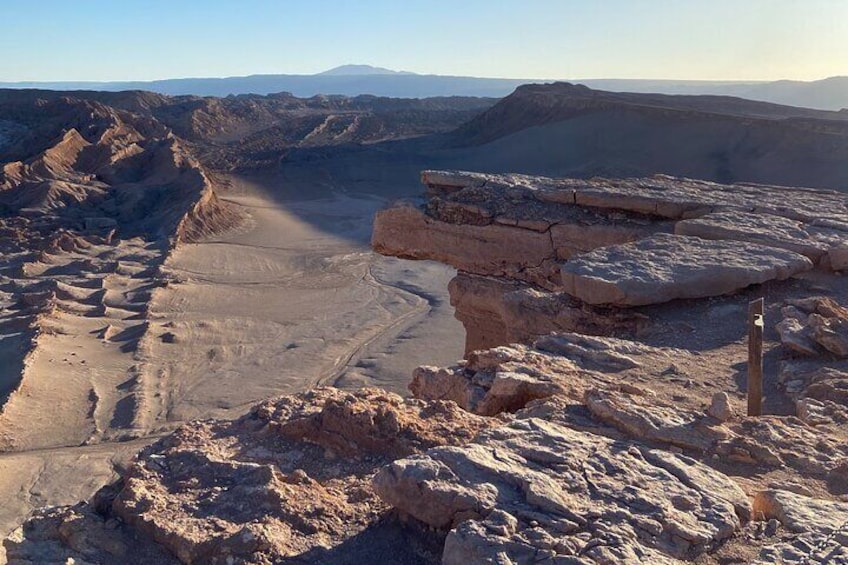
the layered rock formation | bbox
[373,170,848,352]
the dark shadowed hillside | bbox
[437,83,848,189]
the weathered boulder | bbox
[809,313,848,357]
[411,343,594,417]
[777,298,848,425]
[779,361,848,425]
[373,418,751,562]
[829,242,848,271]
[561,234,813,306]
[585,388,732,451]
[777,312,820,357]
[566,384,847,476]
[707,392,734,423]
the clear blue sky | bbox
[1,0,846,82]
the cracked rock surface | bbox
[373,417,751,564]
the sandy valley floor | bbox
[0,173,464,536]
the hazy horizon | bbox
[2,0,846,83]
[2,63,846,86]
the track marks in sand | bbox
[127,183,462,423]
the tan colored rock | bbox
[576,382,847,476]
[550,220,669,259]
[410,343,595,416]
[777,317,820,357]
[707,391,734,422]
[448,273,524,353]
[372,204,560,288]
[7,388,492,565]
[448,272,648,355]
[561,234,813,306]
[753,490,848,565]
[675,211,830,262]
[262,387,492,459]
[585,388,732,452]
[828,242,848,271]
[809,313,848,357]
[3,505,177,564]
[410,333,666,417]
[532,332,654,371]
[374,418,751,561]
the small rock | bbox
[765,518,780,537]
[707,392,734,422]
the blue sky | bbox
[1,0,846,82]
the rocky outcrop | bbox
[410,332,668,416]
[675,211,840,264]
[373,418,751,563]
[4,388,492,564]
[777,297,848,426]
[448,273,648,354]
[374,170,847,349]
[8,332,848,563]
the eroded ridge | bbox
[0,96,241,450]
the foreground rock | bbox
[754,490,848,564]
[3,388,491,564]
[561,234,812,306]
[8,331,848,563]
[411,332,664,416]
[374,418,751,563]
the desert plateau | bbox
[2,3,848,563]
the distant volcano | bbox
[317,64,415,76]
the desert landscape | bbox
[2,6,848,560]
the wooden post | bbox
[748,298,764,416]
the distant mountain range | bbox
[3,65,848,111]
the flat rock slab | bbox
[675,211,832,261]
[373,418,750,563]
[422,170,848,225]
[561,233,813,306]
